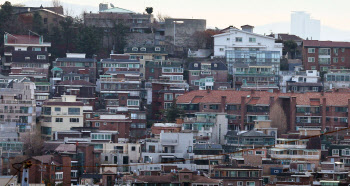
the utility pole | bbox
[21,161,32,186]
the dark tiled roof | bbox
[101,59,139,63]
[57,80,95,86]
[303,40,350,48]
[241,130,269,137]
[278,34,303,41]
[188,61,227,71]
[56,58,95,62]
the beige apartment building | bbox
[40,95,84,140]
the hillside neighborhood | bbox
[0,1,350,186]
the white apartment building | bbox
[40,95,84,140]
[213,25,282,58]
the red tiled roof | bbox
[177,90,350,106]
[7,34,41,44]
[303,40,350,48]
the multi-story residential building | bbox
[97,72,143,112]
[213,25,282,90]
[149,77,188,119]
[193,144,225,173]
[40,95,84,140]
[302,40,350,71]
[141,132,194,165]
[0,82,36,133]
[181,113,228,144]
[225,130,275,152]
[100,143,141,173]
[211,165,263,186]
[188,61,230,90]
[101,58,140,74]
[53,53,97,83]
[22,155,72,185]
[124,46,168,61]
[53,80,96,110]
[324,69,350,90]
[285,70,323,93]
[144,61,184,81]
[3,33,51,79]
[176,90,350,132]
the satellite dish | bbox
[110,3,115,8]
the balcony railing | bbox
[270,154,319,159]
[183,117,216,123]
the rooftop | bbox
[303,40,350,48]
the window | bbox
[155,47,161,51]
[191,71,199,76]
[342,48,345,52]
[334,48,339,54]
[311,66,316,70]
[91,133,112,140]
[103,122,107,125]
[236,37,242,42]
[164,102,173,109]
[43,18,48,24]
[249,37,256,43]
[25,57,30,60]
[55,118,63,122]
[342,57,345,62]
[308,48,315,53]
[332,149,339,156]
[105,156,108,161]
[312,87,318,92]
[247,181,255,186]
[69,118,79,123]
[68,108,80,115]
[164,93,173,101]
[342,149,350,156]
[55,172,63,180]
[308,57,315,62]
[127,100,139,106]
[140,47,146,51]
[55,107,61,112]
[219,48,224,51]
[37,55,46,60]
[194,63,198,67]
[333,57,338,63]
[95,122,100,127]
[132,146,136,151]
[237,182,243,186]
[335,107,347,112]
[32,47,41,51]
[132,47,138,51]
[71,171,77,178]
[227,38,230,41]
[209,105,219,110]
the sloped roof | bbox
[278,34,303,41]
[55,144,76,152]
[240,130,269,137]
[6,34,40,44]
[100,7,135,14]
[303,40,350,48]
[51,67,63,71]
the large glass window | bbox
[68,108,80,115]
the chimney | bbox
[221,96,227,113]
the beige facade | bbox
[0,82,36,133]
[40,95,84,139]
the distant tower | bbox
[291,11,320,40]
[145,7,153,14]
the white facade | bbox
[213,27,283,57]
[291,11,320,40]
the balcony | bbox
[183,117,216,123]
[275,144,307,149]
[161,139,178,145]
[0,100,35,105]
[270,154,319,160]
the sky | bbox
[4,0,350,40]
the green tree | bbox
[111,23,129,54]
[283,40,298,59]
[280,58,289,71]
[162,100,184,122]
[0,1,15,53]
[32,11,44,34]
[75,25,103,58]
[59,16,75,53]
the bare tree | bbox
[270,99,288,136]
[52,0,62,7]
[21,130,44,156]
[156,12,171,22]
